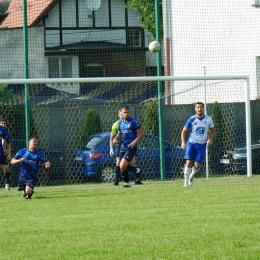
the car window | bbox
[84,137,104,150]
[138,136,159,150]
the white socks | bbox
[184,166,199,187]
[184,166,192,186]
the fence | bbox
[0,75,254,187]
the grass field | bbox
[1,176,260,260]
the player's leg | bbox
[119,149,130,187]
[183,141,196,187]
[2,164,10,190]
[124,148,142,177]
[17,176,26,197]
[120,147,141,187]
[24,179,37,199]
[131,156,143,185]
[114,146,121,185]
[188,143,206,186]
[0,155,10,190]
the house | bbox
[165,0,260,104]
[0,0,162,102]
[2,0,258,106]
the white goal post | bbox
[0,75,252,178]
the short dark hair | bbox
[195,102,204,107]
[121,106,130,110]
[0,118,7,123]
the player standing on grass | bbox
[181,102,216,187]
[0,115,7,189]
[113,106,144,187]
[11,137,51,199]
[0,119,12,190]
[110,109,143,185]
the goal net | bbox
[0,76,253,187]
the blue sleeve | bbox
[134,119,141,130]
[184,117,194,129]
[0,127,6,139]
[14,149,25,159]
[37,150,47,163]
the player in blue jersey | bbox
[0,116,7,189]
[11,137,51,199]
[0,119,12,190]
[181,102,216,187]
[113,106,144,187]
[110,109,141,185]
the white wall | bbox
[168,0,260,103]
[0,27,47,79]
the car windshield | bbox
[83,136,104,150]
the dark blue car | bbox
[71,132,185,182]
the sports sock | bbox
[4,172,10,184]
[114,166,120,182]
[191,167,199,176]
[122,170,130,183]
[184,166,192,184]
[127,164,136,172]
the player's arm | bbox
[129,128,144,148]
[113,131,122,144]
[207,127,216,147]
[135,127,144,143]
[7,142,11,160]
[181,127,189,150]
[11,157,25,164]
[109,134,115,157]
[2,138,7,154]
[110,134,115,147]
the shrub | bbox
[82,108,102,143]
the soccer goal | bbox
[0,75,252,186]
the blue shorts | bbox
[119,146,137,163]
[18,176,38,190]
[0,155,8,165]
[184,141,207,164]
[114,145,120,158]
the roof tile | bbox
[0,0,56,28]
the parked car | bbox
[71,132,185,182]
[220,143,260,174]
[10,139,65,185]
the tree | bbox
[82,108,102,143]
[125,0,163,40]
[143,101,159,136]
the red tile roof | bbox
[0,0,56,28]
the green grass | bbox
[1,176,260,260]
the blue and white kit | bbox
[184,115,215,144]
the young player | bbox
[0,119,11,190]
[11,137,51,199]
[181,102,216,187]
[110,109,142,185]
[113,106,144,187]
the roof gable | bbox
[0,0,56,29]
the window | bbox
[84,64,105,77]
[48,57,72,78]
[128,29,141,47]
